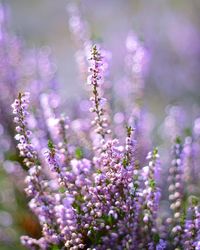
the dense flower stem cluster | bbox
[0,4,68,246]
[0,0,198,248]
[10,41,200,250]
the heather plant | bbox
[11,43,200,249]
[0,2,200,250]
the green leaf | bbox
[96,169,102,174]
[190,195,199,206]
[75,147,83,159]
[149,179,156,189]
[126,125,133,137]
[105,179,111,185]
[175,136,181,144]
[153,147,158,156]
[153,233,160,243]
[122,157,128,167]
[59,186,66,193]
[51,245,59,250]
[134,183,139,189]
[184,127,192,137]
[180,212,186,226]
[48,139,54,149]
[102,214,115,226]
[72,202,81,214]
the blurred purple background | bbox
[6,0,200,117]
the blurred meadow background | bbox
[6,0,200,110]
[1,0,200,249]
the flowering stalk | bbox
[192,117,200,188]
[168,137,185,247]
[183,196,200,249]
[57,115,71,164]
[12,92,37,167]
[12,93,60,248]
[88,45,111,140]
[46,140,68,188]
[141,148,161,248]
[123,126,136,167]
[182,136,197,196]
